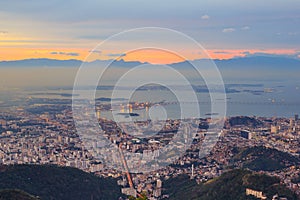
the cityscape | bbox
[0,95,300,199]
[1,0,300,200]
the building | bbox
[241,130,252,140]
[271,125,278,134]
[96,110,101,119]
[0,119,6,126]
[290,118,295,130]
[153,188,162,198]
[191,164,195,179]
[150,179,163,197]
[121,188,137,198]
[246,188,267,200]
[156,179,162,188]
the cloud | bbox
[0,31,8,35]
[201,15,210,20]
[50,51,80,56]
[89,50,102,54]
[288,32,298,36]
[222,28,235,33]
[106,53,126,57]
[242,51,300,59]
[241,26,250,30]
[214,51,232,54]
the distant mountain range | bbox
[175,56,300,71]
[0,58,83,67]
[0,58,146,68]
[0,56,299,70]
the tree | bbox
[128,192,148,200]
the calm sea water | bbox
[0,80,300,118]
[96,80,300,119]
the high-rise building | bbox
[96,110,101,119]
[290,118,295,131]
[191,164,195,179]
[153,179,163,197]
[290,118,294,126]
[156,179,162,188]
[153,189,162,197]
[295,114,299,121]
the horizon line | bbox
[1,54,300,65]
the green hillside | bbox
[163,169,298,200]
[0,164,122,200]
[233,146,300,171]
[229,116,263,128]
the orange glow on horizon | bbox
[0,47,298,63]
[120,49,187,64]
[0,47,90,61]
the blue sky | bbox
[0,0,300,61]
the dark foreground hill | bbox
[0,189,39,200]
[163,169,298,200]
[0,164,122,200]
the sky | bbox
[1,0,300,63]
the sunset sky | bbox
[1,0,300,64]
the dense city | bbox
[0,97,299,199]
